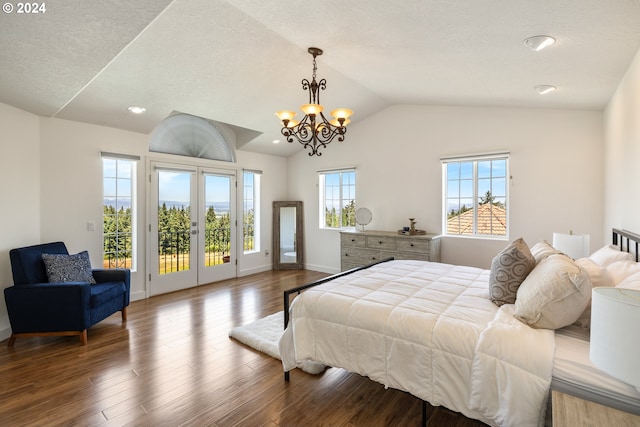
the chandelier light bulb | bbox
[329,118,351,127]
[301,104,323,115]
[330,108,353,120]
[275,110,296,121]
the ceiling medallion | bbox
[275,47,353,156]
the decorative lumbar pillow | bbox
[489,238,536,306]
[514,253,592,329]
[529,241,562,263]
[588,245,633,267]
[42,251,96,284]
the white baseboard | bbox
[238,264,272,277]
[130,290,146,302]
[304,263,340,275]
[0,326,11,342]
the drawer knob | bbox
[372,257,376,260]
[351,239,355,242]
[378,241,383,244]
[410,243,414,247]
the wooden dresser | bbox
[339,230,440,271]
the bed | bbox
[278,228,640,427]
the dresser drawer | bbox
[397,239,431,253]
[394,251,431,261]
[341,247,382,265]
[341,233,366,247]
[366,236,396,250]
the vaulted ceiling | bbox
[1,0,639,157]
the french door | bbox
[148,161,236,296]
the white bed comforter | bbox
[279,260,555,427]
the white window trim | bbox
[318,167,357,230]
[441,152,509,240]
[102,152,139,271]
[242,169,261,254]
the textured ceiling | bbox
[1,0,639,157]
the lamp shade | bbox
[590,287,640,389]
[552,232,590,259]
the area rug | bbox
[229,311,325,374]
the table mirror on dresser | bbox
[273,201,303,270]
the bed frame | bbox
[281,228,640,425]
[612,228,640,261]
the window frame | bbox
[318,167,356,230]
[442,153,509,239]
[102,152,138,271]
[242,169,261,254]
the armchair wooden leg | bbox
[7,334,16,347]
[79,330,88,346]
[121,307,127,322]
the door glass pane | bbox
[158,171,191,274]
[204,174,231,266]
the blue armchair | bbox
[4,242,130,346]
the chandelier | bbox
[276,47,353,156]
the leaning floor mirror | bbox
[273,201,303,270]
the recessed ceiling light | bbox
[127,105,146,114]
[535,85,557,95]
[272,139,281,144]
[523,35,556,51]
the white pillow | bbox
[573,258,614,328]
[605,260,640,285]
[575,258,614,288]
[530,240,562,263]
[515,254,592,329]
[615,271,640,291]
[589,245,633,267]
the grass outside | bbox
[103,252,229,273]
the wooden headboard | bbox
[612,228,640,262]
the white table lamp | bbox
[590,287,640,390]
[552,232,590,259]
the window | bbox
[319,168,356,229]
[102,153,138,269]
[443,153,508,238]
[243,170,261,253]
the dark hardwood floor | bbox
[0,269,488,426]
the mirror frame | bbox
[273,201,304,270]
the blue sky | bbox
[158,171,230,205]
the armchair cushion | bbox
[90,282,126,307]
[42,251,96,284]
[10,241,68,285]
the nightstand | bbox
[552,390,640,427]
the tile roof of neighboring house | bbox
[447,203,507,235]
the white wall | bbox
[604,48,640,238]
[289,105,604,272]
[0,108,287,340]
[0,103,41,339]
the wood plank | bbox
[0,269,488,427]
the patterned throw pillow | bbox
[489,238,536,306]
[41,251,96,284]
